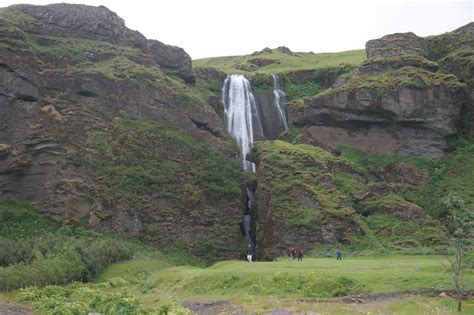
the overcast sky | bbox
[2,0,472,59]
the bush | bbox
[90,293,146,315]
[0,203,139,291]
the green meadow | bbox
[6,254,473,314]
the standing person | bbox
[246,244,254,262]
[288,246,294,259]
[336,248,342,261]
[293,247,297,260]
[297,247,303,261]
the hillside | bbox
[0,1,472,257]
[0,3,245,260]
[193,47,366,75]
[0,3,473,313]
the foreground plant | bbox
[444,194,474,312]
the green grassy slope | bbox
[10,255,474,314]
[193,48,366,75]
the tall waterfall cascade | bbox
[221,74,262,172]
[222,74,290,250]
[272,74,289,130]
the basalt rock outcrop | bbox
[290,23,472,157]
[9,3,195,83]
[0,4,242,259]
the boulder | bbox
[366,32,428,58]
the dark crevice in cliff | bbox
[14,93,38,102]
[77,90,98,98]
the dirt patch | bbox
[182,300,247,315]
[299,290,473,305]
[0,301,32,315]
[182,291,474,314]
[264,309,320,315]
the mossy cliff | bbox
[250,140,448,258]
[0,4,244,259]
[0,3,472,261]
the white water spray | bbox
[272,74,288,130]
[222,74,262,172]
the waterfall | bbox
[222,74,262,172]
[272,74,288,130]
[242,214,253,246]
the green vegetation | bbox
[254,140,361,226]
[443,194,474,312]
[0,202,147,291]
[319,66,465,97]
[339,138,474,219]
[424,137,474,219]
[254,140,449,256]
[91,117,243,210]
[281,65,356,101]
[441,48,474,83]
[339,145,435,179]
[193,48,366,75]
[9,255,473,314]
[359,54,440,71]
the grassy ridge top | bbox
[193,48,366,75]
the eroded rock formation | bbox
[289,23,473,156]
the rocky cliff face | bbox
[290,23,473,157]
[8,3,195,83]
[0,4,242,259]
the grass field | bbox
[7,255,473,314]
[192,48,366,75]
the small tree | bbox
[443,194,473,312]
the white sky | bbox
[1,0,472,59]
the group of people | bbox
[288,246,304,261]
[245,244,343,262]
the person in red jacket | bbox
[297,247,303,261]
[288,246,295,259]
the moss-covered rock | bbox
[289,66,467,156]
[251,140,446,259]
[356,55,439,76]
